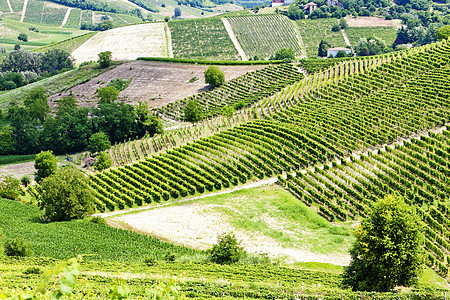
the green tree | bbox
[339,17,348,29]
[222,106,234,122]
[34,150,58,182]
[273,48,295,61]
[4,238,33,257]
[204,66,225,88]
[287,5,305,20]
[20,175,31,187]
[98,51,112,68]
[18,33,28,42]
[96,86,119,103]
[94,151,113,171]
[135,101,163,137]
[38,168,95,221]
[209,233,244,264]
[174,6,182,17]
[318,40,331,57]
[343,194,424,292]
[183,99,203,123]
[24,87,49,122]
[88,132,111,153]
[164,16,170,22]
[331,24,341,32]
[0,126,14,154]
[436,25,450,40]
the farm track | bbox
[341,29,351,48]
[19,0,28,22]
[222,18,247,61]
[6,0,13,12]
[59,7,72,28]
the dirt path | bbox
[165,22,174,58]
[117,0,152,13]
[19,0,28,22]
[59,7,72,28]
[341,29,351,48]
[6,0,13,13]
[222,18,247,61]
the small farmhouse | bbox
[271,0,294,7]
[327,47,352,57]
[303,2,318,13]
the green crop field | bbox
[345,26,398,47]
[227,14,306,60]
[169,17,240,60]
[23,1,67,27]
[0,198,200,261]
[8,0,24,12]
[297,18,347,57]
[33,31,96,53]
[63,8,82,29]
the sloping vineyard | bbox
[168,18,240,61]
[227,14,306,60]
[280,129,450,277]
[89,40,450,215]
[159,64,303,120]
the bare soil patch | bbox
[0,161,35,180]
[48,61,266,110]
[345,16,400,27]
[111,201,351,266]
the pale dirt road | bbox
[59,7,72,28]
[222,18,247,61]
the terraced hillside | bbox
[227,14,306,60]
[159,64,303,119]
[88,40,450,278]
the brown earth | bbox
[48,61,266,110]
[345,16,401,28]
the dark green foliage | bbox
[183,99,203,123]
[107,78,131,91]
[0,127,14,155]
[18,33,28,42]
[137,57,283,65]
[164,250,176,262]
[233,100,246,110]
[38,168,95,222]
[88,132,111,153]
[287,5,305,20]
[24,266,43,275]
[4,238,33,257]
[98,51,112,68]
[34,150,58,182]
[331,24,340,32]
[20,175,31,187]
[335,50,347,58]
[339,18,347,29]
[39,49,74,75]
[356,36,388,56]
[204,66,225,87]
[135,101,164,137]
[436,25,450,40]
[318,40,331,57]
[343,195,424,292]
[209,233,244,264]
[174,7,182,17]
[24,87,49,121]
[272,48,295,61]
[0,50,73,75]
[94,151,112,171]
[96,86,119,103]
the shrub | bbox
[94,151,112,171]
[4,238,33,257]
[209,233,244,264]
[24,266,43,275]
[90,216,107,225]
[98,51,112,68]
[204,66,225,88]
[164,250,176,262]
[21,175,31,187]
[331,24,341,32]
[18,33,28,42]
[34,150,58,183]
[89,132,111,154]
[143,255,157,266]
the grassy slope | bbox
[0,198,201,262]
[125,184,355,255]
[345,26,398,47]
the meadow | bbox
[345,26,398,47]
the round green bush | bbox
[4,238,33,257]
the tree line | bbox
[0,87,163,156]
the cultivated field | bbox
[297,18,347,57]
[227,14,306,60]
[344,16,402,28]
[48,61,266,109]
[71,22,170,64]
[345,26,398,46]
[169,18,240,60]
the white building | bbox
[327,47,352,57]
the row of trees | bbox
[1,87,163,155]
